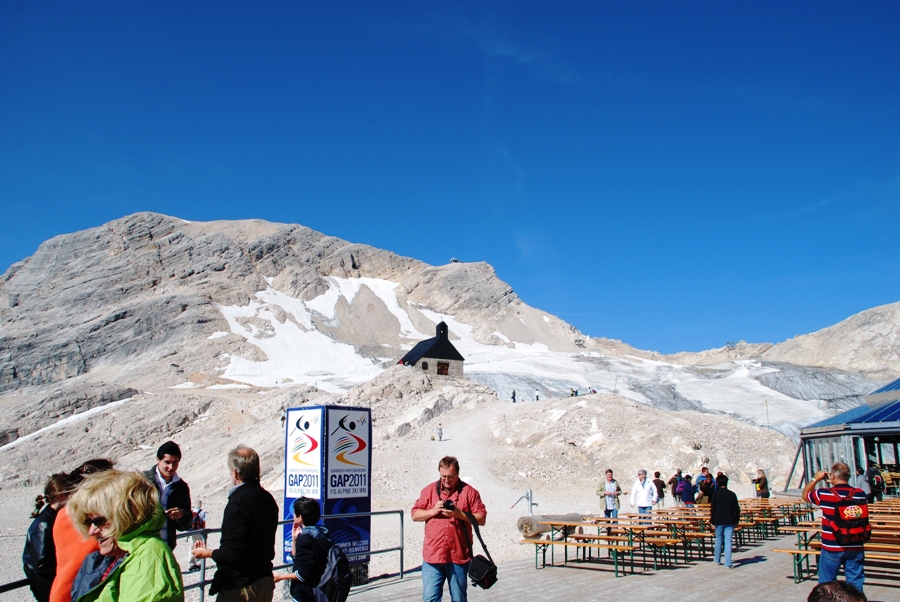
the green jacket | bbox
[76,506,184,602]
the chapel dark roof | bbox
[398,321,465,366]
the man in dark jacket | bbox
[710,474,741,568]
[143,440,192,550]
[864,461,884,503]
[193,446,279,602]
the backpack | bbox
[312,539,352,602]
[872,473,885,492]
[675,481,685,494]
[825,490,871,546]
[190,510,205,531]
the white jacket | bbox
[630,478,659,508]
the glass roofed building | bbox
[785,376,900,492]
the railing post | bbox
[400,509,405,579]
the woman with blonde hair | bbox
[49,458,114,602]
[753,469,770,498]
[67,470,183,602]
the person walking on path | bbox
[652,472,666,508]
[192,446,279,602]
[535,390,539,401]
[802,462,868,594]
[630,470,658,515]
[864,462,885,503]
[680,475,696,507]
[412,456,487,602]
[710,474,741,568]
[143,441,192,550]
[668,470,684,507]
[437,424,443,442]
[511,390,516,403]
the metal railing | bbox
[2,509,405,600]
[182,509,405,602]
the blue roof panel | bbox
[872,376,900,395]
[807,398,900,429]
[861,400,900,423]
[806,404,874,428]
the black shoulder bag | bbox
[463,511,498,589]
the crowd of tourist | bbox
[594,464,873,600]
[21,442,282,602]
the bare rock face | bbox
[0,213,516,398]
[761,301,900,380]
[0,212,606,444]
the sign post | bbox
[283,405,372,575]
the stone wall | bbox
[416,358,464,378]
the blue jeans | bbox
[714,525,734,567]
[422,561,469,602]
[604,508,618,519]
[818,549,865,593]
[638,507,652,514]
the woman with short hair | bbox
[49,459,115,602]
[67,470,183,602]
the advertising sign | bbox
[282,407,324,563]
[282,405,371,566]
[324,407,371,562]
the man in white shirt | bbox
[630,469,658,516]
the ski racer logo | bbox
[331,414,368,467]
[290,413,320,466]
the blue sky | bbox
[2,2,898,354]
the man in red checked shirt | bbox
[412,456,487,602]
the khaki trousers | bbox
[217,575,275,602]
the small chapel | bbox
[398,321,465,377]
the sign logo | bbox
[290,413,321,466]
[330,414,368,466]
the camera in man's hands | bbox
[444,500,455,510]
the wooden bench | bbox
[775,546,900,583]
[640,537,686,569]
[521,538,639,577]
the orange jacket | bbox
[49,506,99,602]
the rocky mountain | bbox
[0,212,894,473]
[762,301,900,380]
[0,211,896,587]
[0,213,628,442]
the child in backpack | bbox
[275,497,335,602]
[680,475,696,507]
